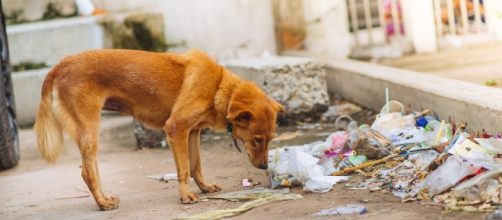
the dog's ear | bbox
[227,110,253,127]
[270,99,285,113]
[227,101,253,127]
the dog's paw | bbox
[180,191,199,204]
[98,195,120,211]
[200,183,222,194]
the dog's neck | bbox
[214,68,243,122]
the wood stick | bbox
[332,154,399,176]
[414,109,430,118]
[54,195,90,200]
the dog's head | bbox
[227,82,284,170]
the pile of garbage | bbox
[268,100,502,212]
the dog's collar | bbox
[226,123,242,153]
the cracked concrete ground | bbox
[0,115,487,219]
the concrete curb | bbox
[318,58,502,133]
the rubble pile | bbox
[269,100,502,213]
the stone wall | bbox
[224,56,329,123]
[100,12,167,52]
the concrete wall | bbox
[159,0,277,60]
[12,69,50,126]
[76,0,279,60]
[485,0,502,40]
[302,0,351,58]
[272,0,305,51]
[400,0,437,53]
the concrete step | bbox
[3,0,159,24]
[7,10,166,68]
[7,16,107,67]
[12,68,50,126]
[8,11,167,126]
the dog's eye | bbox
[254,137,264,145]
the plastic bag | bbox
[379,100,405,115]
[371,113,416,133]
[383,126,427,146]
[323,131,349,157]
[474,138,502,156]
[409,149,439,170]
[415,155,480,196]
[351,126,394,160]
[423,119,452,146]
[348,155,368,166]
[313,204,367,216]
[373,100,416,136]
[288,149,348,193]
[448,137,492,160]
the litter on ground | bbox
[174,188,302,220]
[268,99,502,213]
[157,99,502,219]
[312,204,368,216]
[273,131,302,142]
[146,173,178,182]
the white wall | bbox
[159,0,277,60]
[485,0,502,40]
[401,0,437,53]
[302,0,351,58]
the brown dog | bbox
[34,49,283,210]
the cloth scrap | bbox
[146,173,177,182]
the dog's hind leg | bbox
[188,129,221,193]
[60,93,119,211]
[77,117,119,211]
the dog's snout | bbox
[258,163,268,170]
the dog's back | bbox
[34,49,222,162]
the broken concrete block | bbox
[223,56,329,123]
[4,0,77,24]
[133,120,167,149]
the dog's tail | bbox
[34,69,64,164]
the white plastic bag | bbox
[288,149,348,193]
[414,155,480,196]
[371,113,416,134]
[383,126,426,145]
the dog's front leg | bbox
[189,129,221,193]
[165,119,199,204]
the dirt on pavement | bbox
[0,115,487,220]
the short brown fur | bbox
[34,49,283,210]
